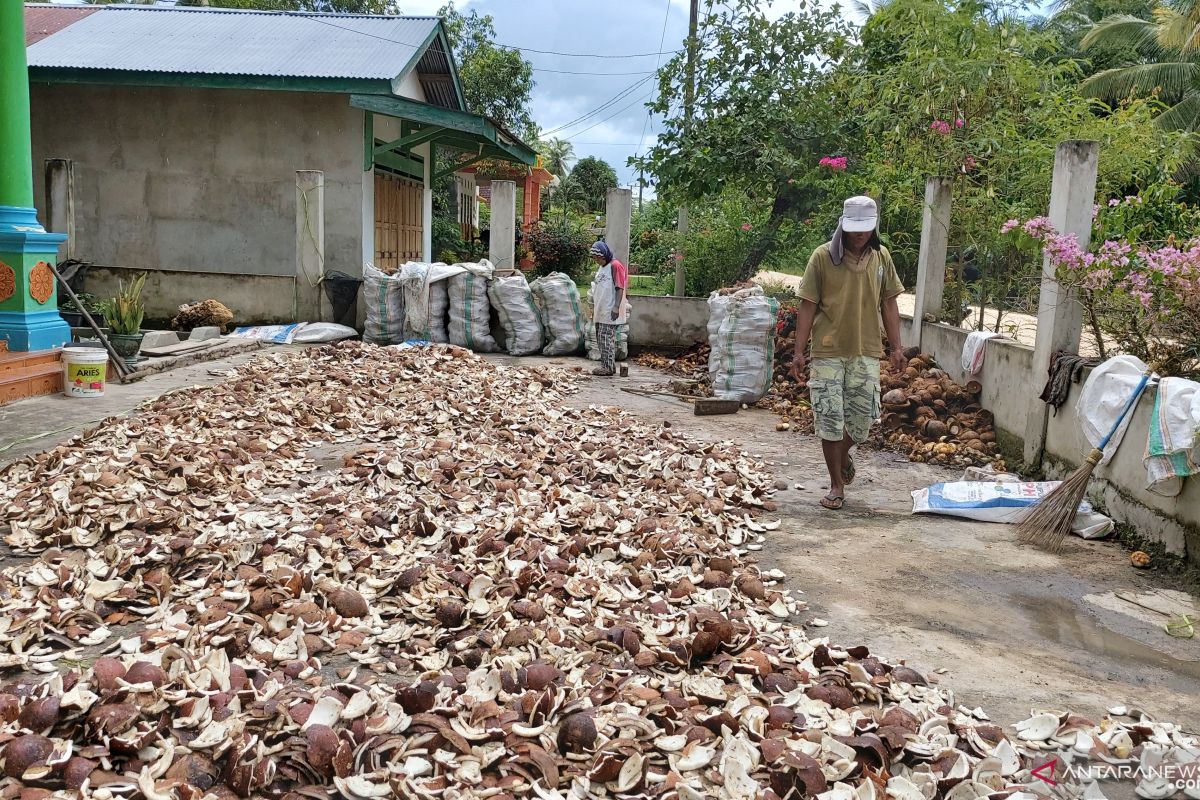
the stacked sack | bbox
[399,262,461,344]
[448,260,499,352]
[708,286,778,403]
[530,272,587,356]
[362,263,406,345]
[489,273,544,356]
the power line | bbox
[539,74,656,137]
[562,90,656,142]
[495,44,683,59]
[304,18,661,75]
[637,0,674,159]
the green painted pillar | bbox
[0,2,69,352]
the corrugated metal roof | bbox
[25,6,99,46]
[25,4,440,81]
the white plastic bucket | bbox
[62,347,109,398]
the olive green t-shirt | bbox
[797,243,904,359]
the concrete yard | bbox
[3,345,1195,740]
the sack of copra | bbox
[530,273,587,356]
[447,260,499,352]
[362,262,405,345]
[400,262,463,343]
[911,481,1114,539]
[706,291,735,376]
[708,286,777,403]
[488,274,544,356]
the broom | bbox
[1016,370,1152,552]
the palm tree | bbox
[538,138,576,178]
[1081,0,1200,130]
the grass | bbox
[628,274,675,296]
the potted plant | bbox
[58,292,107,329]
[100,274,147,365]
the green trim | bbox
[30,67,394,95]
[434,154,487,181]
[350,93,536,166]
[352,93,486,134]
[374,125,444,156]
[373,147,424,181]
[363,111,374,173]
[392,23,441,96]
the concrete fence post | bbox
[44,159,74,263]
[295,170,325,322]
[909,177,953,349]
[604,188,632,268]
[1023,140,1098,470]
[674,206,689,297]
[489,180,517,274]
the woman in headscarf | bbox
[588,241,630,377]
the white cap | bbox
[841,195,878,233]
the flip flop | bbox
[820,494,845,510]
[842,455,856,486]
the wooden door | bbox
[374,171,423,270]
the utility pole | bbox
[674,0,698,298]
[638,166,645,213]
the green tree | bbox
[560,156,618,213]
[1080,0,1200,130]
[846,0,1179,304]
[438,2,536,140]
[643,0,854,280]
[539,138,576,178]
[1036,0,1157,76]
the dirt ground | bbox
[2,346,1197,748]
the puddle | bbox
[1014,594,1200,689]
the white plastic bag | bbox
[291,323,359,343]
[488,274,544,355]
[362,263,406,345]
[447,260,499,352]
[530,272,587,356]
[709,287,778,403]
[911,481,1113,539]
[1078,354,1154,466]
[706,291,735,377]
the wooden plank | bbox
[693,399,741,416]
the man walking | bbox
[790,196,907,510]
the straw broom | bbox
[1017,371,1152,552]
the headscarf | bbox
[590,241,614,264]
[829,220,846,266]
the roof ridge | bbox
[43,4,437,20]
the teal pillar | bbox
[0,2,69,352]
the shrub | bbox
[527,218,592,282]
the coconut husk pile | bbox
[0,343,1192,799]
[171,299,235,332]
[876,349,1004,469]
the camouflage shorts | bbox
[809,356,881,443]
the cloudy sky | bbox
[402,0,726,191]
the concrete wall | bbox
[82,265,296,325]
[29,84,365,297]
[903,312,1199,561]
[628,296,709,349]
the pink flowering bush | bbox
[929,120,952,136]
[818,156,848,171]
[1003,214,1200,376]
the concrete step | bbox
[0,359,63,405]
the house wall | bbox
[29,84,365,321]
